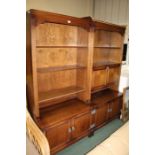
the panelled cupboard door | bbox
[95,104,108,127]
[46,120,71,149]
[108,98,122,119]
[72,112,91,139]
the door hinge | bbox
[90,123,95,129]
[68,127,72,133]
[71,126,75,131]
[91,109,96,115]
[108,108,112,113]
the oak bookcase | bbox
[26,9,125,154]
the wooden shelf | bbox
[93,61,121,70]
[39,86,85,107]
[92,89,122,105]
[94,46,121,49]
[37,65,86,72]
[38,99,90,128]
[91,85,110,94]
[36,45,88,48]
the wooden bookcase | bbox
[26,9,126,154]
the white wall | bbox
[26,0,94,17]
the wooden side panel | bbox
[37,70,77,92]
[92,70,107,89]
[26,13,39,117]
[72,112,91,139]
[46,120,71,150]
[94,30,110,47]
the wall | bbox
[94,0,129,43]
[26,0,94,17]
[27,0,129,63]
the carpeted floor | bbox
[57,119,123,155]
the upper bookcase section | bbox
[28,9,90,29]
[28,9,126,34]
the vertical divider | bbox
[30,16,39,117]
[77,27,94,103]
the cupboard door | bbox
[108,98,122,119]
[95,104,108,127]
[108,66,120,85]
[46,120,71,149]
[72,112,91,139]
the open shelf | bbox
[39,86,85,107]
[91,85,110,93]
[94,46,121,49]
[91,89,122,105]
[93,61,121,70]
[36,45,88,48]
[37,65,86,72]
[39,99,90,128]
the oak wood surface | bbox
[39,86,84,108]
[38,99,91,129]
[26,9,125,154]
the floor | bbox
[57,119,123,155]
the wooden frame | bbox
[26,9,126,154]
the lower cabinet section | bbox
[44,95,122,154]
[46,120,71,150]
[72,112,91,139]
[108,97,122,120]
[45,111,92,154]
[95,103,108,128]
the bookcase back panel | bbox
[108,49,122,63]
[110,32,123,48]
[93,48,109,63]
[92,70,107,88]
[37,70,77,92]
[36,23,88,46]
[77,48,88,66]
[36,48,77,68]
[94,30,110,47]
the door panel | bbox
[72,112,91,139]
[108,97,122,119]
[95,104,108,127]
[46,120,71,149]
